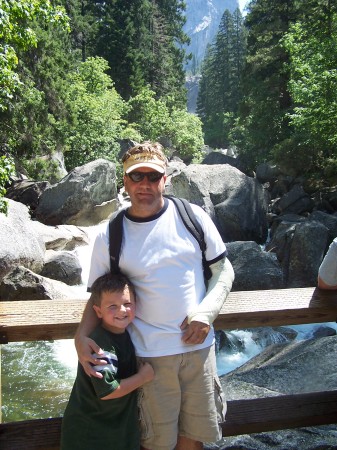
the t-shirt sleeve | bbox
[318,237,337,286]
[90,351,120,398]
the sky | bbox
[238,0,248,13]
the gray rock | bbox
[41,250,82,285]
[35,159,118,226]
[266,219,329,287]
[227,241,284,291]
[30,221,90,251]
[0,266,85,300]
[5,180,50,214]
[222,335,337,396]
[0,200,45,281]
[202,151,249,174]
[171,164,269,244]
[256,162,282,184]
[308,210,337,240]
[211,335,337,449]
[272,184,315,215]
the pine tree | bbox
[235,0,295,167]
[89,0,188,104]
[197,8,246,148]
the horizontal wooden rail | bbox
[1,287,337,343]
[223,390,337,436]
[1,390,337,449]
[0,286,336,449]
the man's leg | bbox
[175,436,203,450]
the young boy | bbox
[61,273,154,450]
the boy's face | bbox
[93,287,135,334]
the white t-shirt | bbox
[318,237,337,286]
[88,198,227,357]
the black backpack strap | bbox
[166,195,212,281]
[109,209,126,274]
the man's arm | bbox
[75,297,103,377]
[318,238,337,290]
[76,225,111,377]
[181,257,235,344]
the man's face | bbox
[124,167,167,217]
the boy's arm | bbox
[101,362,154,400]
[75,297,104,378]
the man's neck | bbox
[127,198,165,219]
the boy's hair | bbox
[90,272,136,306]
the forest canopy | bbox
[1,0,337,214]
[198,0,337,185]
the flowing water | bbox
[2,221,336,422]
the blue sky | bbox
[238,0,248,13]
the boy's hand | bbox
[138,362,155,384]
[75,336,105,378]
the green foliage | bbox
[323,157,337,184]
[89,0,188,103]
[168,109,204,162]
[0,155,15,215]
[283,15,337,174]
[272,137,316,177]
[59,57,128,170]
[1,73,60,161]
[21,156,62,183]
[197,8,246,148]
[127,86,204,162]
[0,0,69,111]
[231,0,294,169]
[127,86,171,141]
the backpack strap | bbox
[108,209,126,274]
[108,197,212,282]
[165,195,212,281]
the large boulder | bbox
[35,159,118,226]
[222,335,337,396]
[271,184,315,215]
[0,200,45,281]
[267,219,329,287]
[171,164,269,244]
[308,210,337,240]
[41,250,82,285]
[0,266,85,300]
[202,151,249,175]
[226,241,284,291]
[5,180,50,215]
[30,221,90,251]
[215,336,337,450]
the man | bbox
[318,237,337,290]
[75,141,235,450]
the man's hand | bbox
[75,336,105,378]
[180,318,210,344]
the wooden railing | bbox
[0,287,337,449]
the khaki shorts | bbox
[137,345,226,450]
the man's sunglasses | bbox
[126,172,164,183]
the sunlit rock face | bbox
[183,0,239,72]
